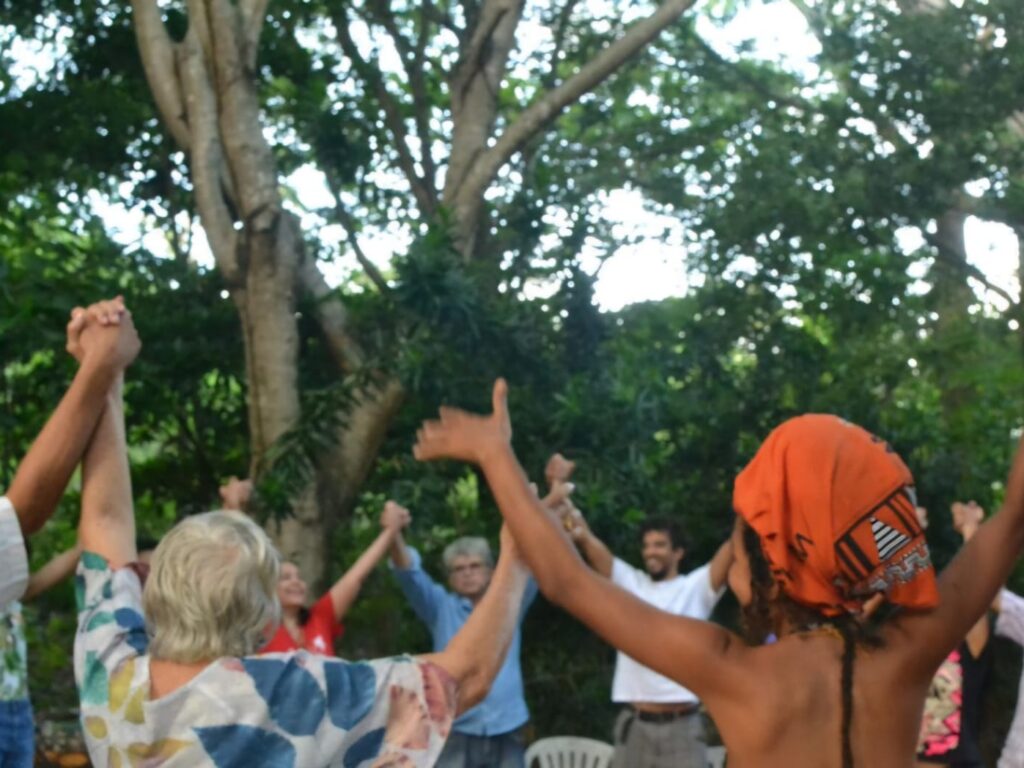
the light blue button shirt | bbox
[392,547,538,736]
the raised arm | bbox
[23,544,82,601]
[560,503,615,578]
[540,455,615,578]
[895,438,1024,678]
[388,526,413,570]
[708,539,734,594]
[951,503,991,657]
[414,380,749,705]
[425,525,530,714]
[6,300,136,535]
[327,501,410,620]
[76,308,139,569]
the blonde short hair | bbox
[143,511,280,663]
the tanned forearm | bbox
[479,444,590,602]
[328,527,400,619]
[708,539,734,593]
[902,436,1024,676]
[78,381,136,568]
[430,545,529,713]
[7,357,119,534]
[388,530,413,570]
[577,528,615,578]
[23,544,82,601]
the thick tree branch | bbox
[442,0,524,221]
[367,0,440,195]
[129,0,191,150]
[208,0,280,230]
[412,3,439,188]
[186,0,216,67]
[296,253,367,373]
[179,31,239,279]
[239,0,270,69]
[542,0,583,90]
[895,0,947,13]
[329,192,391,293]
[318,379,405,529]
[449,0,519,112]
[795,0,1021,313]
[450,0,699,240]
[930,241,1017,307]
[333,10,437,216]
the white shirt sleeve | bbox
[690,563,726,617]
[611,557,644,591]
[0,497,28,610]
[996,588,1024,646]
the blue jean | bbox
[0,699,33,768]
[436,728,525,768]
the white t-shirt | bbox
[996,588,1024,768]
[0,497,28,611]
[610,558,724,704]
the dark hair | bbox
[281,561,312,627]
[740,522,887,768]
[639,517,688,551]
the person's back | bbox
[75,522,459,767]
[707,632,927,767]
[409,381,1024,768]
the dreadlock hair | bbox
[739,522,890,768]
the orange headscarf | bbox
[733,414,938,617]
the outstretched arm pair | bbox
[413,380,748,706]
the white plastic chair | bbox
[525,736,614,768]
[707,744,727,768]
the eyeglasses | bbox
[449,562,486,576]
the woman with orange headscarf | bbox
[412,380,1024,768]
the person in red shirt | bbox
[264,500,411,654]
[218,478,411,655]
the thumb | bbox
[492,378,509,418]
[67,307,86,333]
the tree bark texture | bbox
[130,0,399,589]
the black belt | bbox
[630,705,698,723]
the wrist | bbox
[79,354,120,387]
[476,437,513,468]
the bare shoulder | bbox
[874,607,945,685]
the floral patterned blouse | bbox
[0,600,28,701]
[74,552,457,767]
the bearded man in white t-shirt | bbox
[557,474,732,768]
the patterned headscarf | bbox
[733,414,938,617]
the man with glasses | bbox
[388,504,544,768]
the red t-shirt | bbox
[262,592,344,655]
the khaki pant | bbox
[612,707,707,768]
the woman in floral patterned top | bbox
[0,545,81,767]
[69,301,532,767]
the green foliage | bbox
[1,0,1023,754]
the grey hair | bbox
[143,510,281,663]
[442,536,493,571]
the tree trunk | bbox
[130,0,402,589]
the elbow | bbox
[10,498,45,536]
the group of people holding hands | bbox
[1,295,1024,768]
